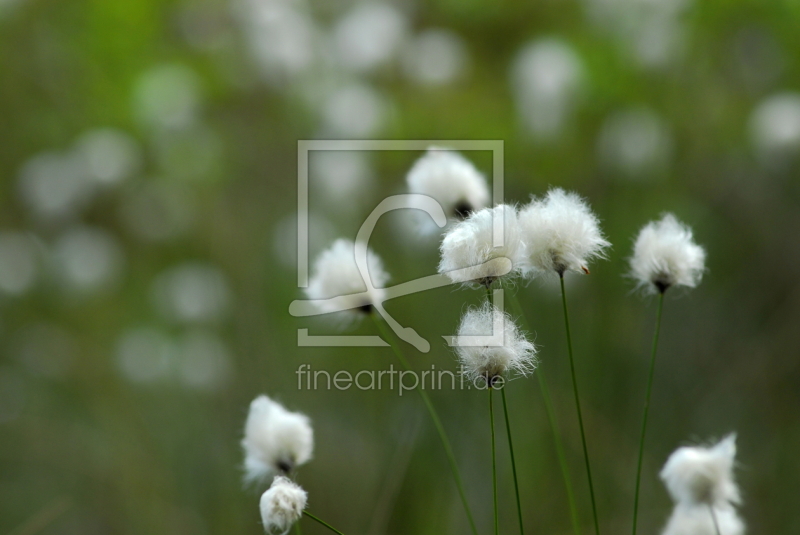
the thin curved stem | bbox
[631,292,664,535]
[508,291,582,535]
[371,315,479,535]
[709,505,722,535]
[303,511,345,535]
[560,275,600,535]
[490,387,499,535]
[501,386,525,535]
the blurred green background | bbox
[1,0,799,533]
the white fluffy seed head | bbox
[453,302,537,384]
[242,396,314,484]
[660,434,740,508]
[438,204,524,286]
[661,503,745,535]
[629,213,706,293]
[518,188,610,277]
[259,476,308,535]
[406,147,490,221]
[305,239,389,318]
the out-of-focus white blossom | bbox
[661,503,744,535]
[406,147,489,222]
[52,227,125,294]
[151,262,231,324]
[310,150,374,207]
[305,239,389,318]
[402,29,468,86]
[332,2,407,73]
[438,205,524,286]
[597,108,673,178]
[321,83,388,138]
[259,476,307,535]
[75,128,142,186]
[133,64,202,131]
[518,188,610,277]
[242,395,314,483]
[510,39,584,141]
[749,92,800,168]
[661,434,740,507]
[17,151,94,222]
[629,213,705,293]
[453,302,536,384]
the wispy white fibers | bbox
[629,213,705,293]
[438,204,524,286]
[518,188,610,277]
[242,395,314,483]
[660,435,744,535]
[259,476,307,535]
[305,239,389,318]
[406,147,490,221]
[453,302,536,384]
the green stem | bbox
[631,292,664,535]
[294,520,302,535]
[371,315,479,535]
[490,387,499,535]
[501,387,525,535]
[560,275,600,535]
[303,511,345,535]
[508,291,582,535]
[709,505,722,535]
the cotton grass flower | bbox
[453,302,536,385]
[660,434,740,508]
[259,476,307,535]
[518,188,610,277]
[242,395,313,483]
[406,147,490,221]
[661,503,745,535]
[629,213,705,293]
[305,239,389,318]
[438,204,524,287]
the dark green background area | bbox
[1,0,798,534]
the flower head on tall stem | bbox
[629,213,705,294]
[452,301,537,386]
[242,395,314,484]
[438,204,525,287]
[259,476,308,535]
[305,239,389,319]
[518,188,610,278]
[406,147,490,221]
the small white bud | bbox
[518,188,610,277]
[629,213,705,293]
[259,476,307,535]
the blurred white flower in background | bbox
[321,82,388,137]
[118,181,196,243]
[749,92,800,169]
[401,29,468,87]
[52,227,125,295]
[510,39,584,142]
[115,327,176,384]
[309,150,375,208]
[0,231,41,296]
[151,262,232,324]
[17,151,94,223]
[75,128,142,187]
[583,0,691,68]
[332,2,408,73]
[597,107,673,178]
[133,64,202,131]
[236,0,319,84]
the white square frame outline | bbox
[297,140,504,348]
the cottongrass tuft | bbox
[453,302,537,385]
[259,476,308,535]
[242,395,314,484]
[406,147,490,221]
[438,204,524,287]
[518,188,610,277]
[659,434,744,535]
[305,238,389,318]
[629,213,705,293]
